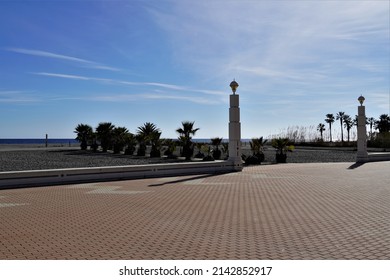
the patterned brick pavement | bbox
[1,162,389,260]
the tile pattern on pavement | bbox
[0,161,389,259]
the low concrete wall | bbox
[367,152,390,162]
[0,161,237,189]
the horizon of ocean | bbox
[0,138,79,145]
[0,138,252,145]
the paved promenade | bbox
[1,161,389,260]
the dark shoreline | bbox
[0,146,357,172]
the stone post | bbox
[356,96,368,162]
[228,81,243,171]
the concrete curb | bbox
[357,152,390,163]
[367,152,390,162]
[0,160,240,189]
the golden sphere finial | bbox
[230,79,239,94]
[358,95,365,106]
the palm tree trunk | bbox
[370,124,373,140]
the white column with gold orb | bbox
[356,95,368,162]
[228,80,243,171]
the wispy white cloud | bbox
[147,0,389,121]
[370,92,390,112]
[0,90,39,103]
[51,94,138,103]
[148,1,389,84]
[52,92,219,105]
[0,90,25,96]
[142,93,220,105]
[144,83,225,96]
[143,82,186,91]
[6,48,120,71]
[7,48,91,63]
[33,72,226,101]
[35,72,92,81]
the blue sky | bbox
[1,0,389,139]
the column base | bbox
[356,152,369,163]
[228,157,243,171]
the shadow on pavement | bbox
[347,162,366,169]
[148,173,221,187]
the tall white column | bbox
[356,103,368,162]
[228,93,243,170]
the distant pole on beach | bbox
[356,95,368,162]
[228,80,243,171]
[45,134,48,148]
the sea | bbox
[0,139,79,145]
[0,138,251,145]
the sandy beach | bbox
[0,144,357,172]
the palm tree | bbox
[336,112,345,142]
[96,122,115,152]
[136,122,160,156]
[112,126,129,154]
[353,115,358,127]
[246,137,267,164]
[176,121,199,160]
[375,114,390,133]
[90,131,99,152]
[74,123,93,150]
[272,138,294,163]
[325,114,335,142]
[317,123,326,141]
[149,130,162,157]
[136,122,159,139]
[163,139,177,158]
[343,115,353,142]
[194,142,205,158]
[210,137,223,159]
[221,143,229,160]
[250,137,267,155]
[201,144,214,161]
[124,132,137,155]
[367,117,376,140]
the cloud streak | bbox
[148,1,389,85]
[32,72,227,105]
[34,72,226,99]
[6,48,120,71]
[144,0,389,135]
[0,90,39,103]
[52,92,219,105]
